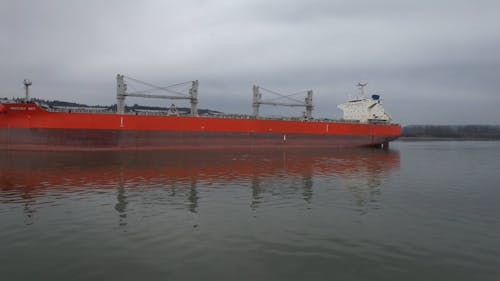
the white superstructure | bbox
[337,82,392,123]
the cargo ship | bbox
[0,75,401,151]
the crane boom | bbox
[124,93,190,100]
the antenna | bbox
[23,79,32,101]
[357,81,367,97]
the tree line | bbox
[403,125,500,139]
[29,98,220,115]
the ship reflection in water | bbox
[0,148,400,225]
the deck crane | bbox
[116,74,199,116]
[252,85,313,119]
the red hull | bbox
[0,103,401,151]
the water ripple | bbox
[1,144,500,280]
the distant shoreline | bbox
[398,137,500,141]
[402,125,500,140]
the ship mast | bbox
[23,79,32,102]
[357,81,367,98]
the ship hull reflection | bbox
[1,148,400,219]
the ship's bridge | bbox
[337,82,392,123]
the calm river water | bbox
[1,141,499,281]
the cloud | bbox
[2,0,500,124]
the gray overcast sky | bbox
[2,0,500,125]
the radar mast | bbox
[357,81,367,98]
